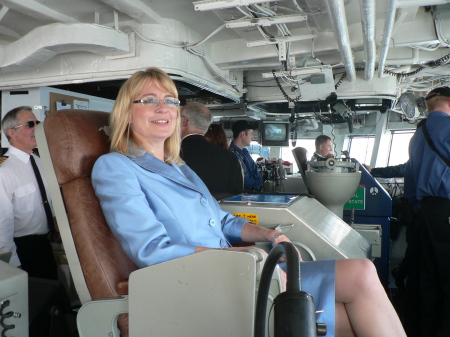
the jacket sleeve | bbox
[371,162,407,178]
[219,208,248,244]
[0,171,20,266]
[231,156,244,194]
[92,155,196,268]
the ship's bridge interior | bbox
[0,0,448,336]
[0,0,449,128]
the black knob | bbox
[316,322,327,336]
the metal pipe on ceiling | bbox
[360,0,376,80]
[325,0,356,82]
[378,0,398,78]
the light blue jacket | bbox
[92,151,247,268]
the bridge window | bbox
[246,139,316,174]
[387,130,414,166]
[348,135,375,164]
[248,142,270,160]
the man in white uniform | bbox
[0,106,57,279]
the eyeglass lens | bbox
[15,120,40,129]
[27,120,40,128]
[134,98,180,108]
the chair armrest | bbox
[77,296,128,337]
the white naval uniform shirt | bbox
[0,146,52,266]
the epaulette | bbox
[0,156,8,166]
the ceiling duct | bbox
[326,0,356,82]
[378,0,398,77]
[360,0,376,80]
[0,23,130,73]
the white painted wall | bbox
[1,87,114,147]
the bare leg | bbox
[335,259,406,337]
[335,302,356,337]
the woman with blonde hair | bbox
[92,67,406,337]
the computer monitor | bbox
[261,122,289,147]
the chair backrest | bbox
[292,147,308,176]
[37,109,138,336]
[292,147,311,193]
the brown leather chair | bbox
[38,109,138,336]
[292,146,311,194]
[292,147,308,177]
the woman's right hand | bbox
[269,232,303,262]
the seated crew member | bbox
[229,120,262,191]
[92,67,406,337]
[0,106,58,279]
[180,102,243,197]
[311,135,335,162]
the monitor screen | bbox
[261,123,289,146]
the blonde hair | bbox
[109,67,182,164]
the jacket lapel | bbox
[130,152,204,194]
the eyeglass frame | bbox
[13,120,41,129]
[132,97,181,108]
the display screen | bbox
[223,193,299,204]
[261,123,289,146]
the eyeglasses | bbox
[133,97,180,108]
[13,120,41,129]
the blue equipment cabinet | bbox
[343,160,392,288]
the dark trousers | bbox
[402,219,421,337]
[14,234,57,280]
[419,197,450,337]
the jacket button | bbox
[209,219,216,227]
[201,197,207,205]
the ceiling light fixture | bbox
[261,67,323,78]
[247,34,317,48]
[226,14,307,28]
[248,34,316,61]
[193,0,278,11]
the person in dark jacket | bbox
[180,103,243,199]
[404,86,450,337]
[229,120,262,191]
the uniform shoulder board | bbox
[0,156,8,166]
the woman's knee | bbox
[336,259,378,295]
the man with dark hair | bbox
[180,103,243,198]
[311,135,334,161]
[229,120,262,191]
[0,106,57,279]
[404,86,450,336]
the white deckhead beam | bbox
[97,0,162,24]
[0,5,9,22]
[0,0,78,23]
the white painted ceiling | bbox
[0,0,450,119]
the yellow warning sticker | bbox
[233,213,259,225]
